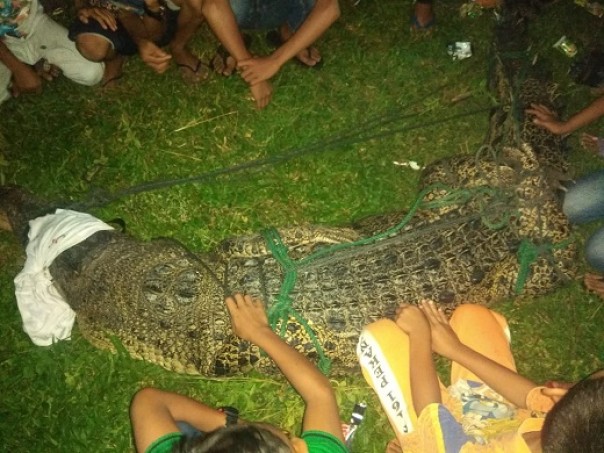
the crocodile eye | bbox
[172,269,202,305]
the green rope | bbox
[262,182,515,374]
[262,228,331,374]
[515,237,572,295]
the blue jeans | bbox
[563,170,604,272]
[229,0,315,31]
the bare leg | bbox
[75,34,124,88]
[170,3,209,84]
[101,54,124,89]
[278,23,321,67]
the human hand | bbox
[418,300,462,358]
[10,65,42,97]
[238,56,281,85]
[225,293,271,342]
[77,7,118,31]
[249,80,273,110]
[394,303,430,337]
[137,40,172,73]
[541,382,571,403]
[525,103,567,135]
[33,59,61,82]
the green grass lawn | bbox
[1,1,603,451]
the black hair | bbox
[172,424,291,453]
[541,371,604,453]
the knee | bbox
[75,35,113,62]
[585,228,604,273]
[76,62,104,86]
[450,303,493,324]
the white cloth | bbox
[14,209,114,346]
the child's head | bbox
[541,369,604,453]
[173,423,293,453]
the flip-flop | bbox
[100,73,124,90]
[212,34,252,77]
[177,59,210,85]
[265,30,324,69]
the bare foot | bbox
[173,48,209,84]
[580,133,603,157]
[270,27,322,68]
[211,48,237,77]
[295,46,322,67]
[584,272,604,299]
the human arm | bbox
[116,7,172,73]
[130,387,228,453]
[237,0,340,84]
[420,300,537,408]
[225,293,343,441]
[526,97,604,135]
[0,39,42,96]
[394,303,442,414]
[197,0,272,108]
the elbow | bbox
[130,387,159,415]
[309,378,336,402]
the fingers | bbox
[540,387,569,403]
[78,9,118,31]
[418,299,447,324]
[147,54,172,73]
[225,292,263,310]
[527,103,554,116]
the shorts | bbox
[68,8,179,56]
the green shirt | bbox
[146,429,349,453]
[301,430,349,452]
[145,432,182,453]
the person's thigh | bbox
[229,0,310,30]
[31,15,104,85]
[2,34,39,64]
[563,170,604,224]
[586,226,604,272]
[357,320,422,437]
[285,0,315,31]
[69,16,138,56]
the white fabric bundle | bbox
[14,209,114,346]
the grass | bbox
[1,0,604,451]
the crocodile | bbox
[0,3,577,377]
